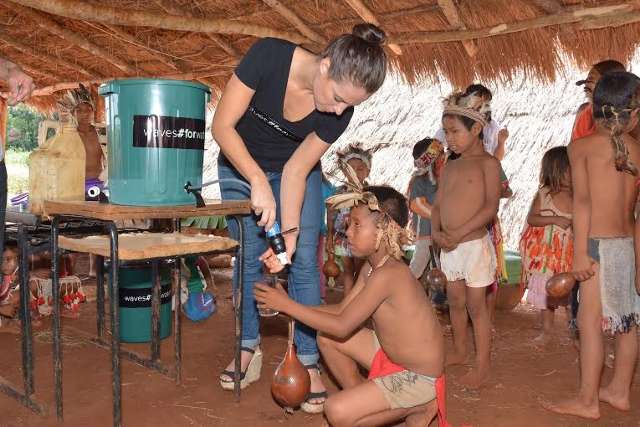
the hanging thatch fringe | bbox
[152,0,241,58]
[393,3,634,44]
[343,0,403,55]
[16,6,138,74]
[261,0,326,44]
[0,32,96,78]
[8,0,310,44]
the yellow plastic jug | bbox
[29,121,86,215]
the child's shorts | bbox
[371,334,437,409]
[440,234,496,287]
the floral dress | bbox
[519,187,573,309]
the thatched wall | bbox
[204,52,640,251]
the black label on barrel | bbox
[133,115,205,150]
[119,284,172,308]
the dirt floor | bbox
[2,260,639,427]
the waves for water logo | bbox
[133,115,205,149]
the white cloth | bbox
[434,119,502,156]
[409,238,432,278]
[439,234,496,287]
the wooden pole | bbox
[2,69,231,98]
[436,0,477,58]
[15,6,139,74]
[0,32,98,78]
[532,0,565,14]
[9,0,310,45]
[261,0,326,44]
[152,0,241,58]
[342,0,403,55]
[392,3,635,45]
[0,98,7,156]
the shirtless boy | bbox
[544,72,640,420]
[431,90,501,389]
[256,185,445,427]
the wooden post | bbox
[0,98,7,155]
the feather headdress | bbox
[57,84,95,114]
[335,142,391,171]
[326,159,413,260]
[442,90,491,127]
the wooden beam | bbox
[392,3,635,45]
[578,9,640,30]
[342,0,403,55]
[5,68,231,98]
[152,0,241,58]
[14,6,138,74]
[0,98,7,153]
[8,0,310,44]
[261,0,326,44]
[0,32,97,78]
[532,0,565,14]
[437,0,477,57]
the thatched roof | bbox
[1,0,640,109]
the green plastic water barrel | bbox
[504,249,522,285]
[99,79,211,206]
[119,264,172,343]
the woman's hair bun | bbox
[351,23,386,46]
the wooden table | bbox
[44,200,250,427]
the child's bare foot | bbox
[405,400,437,427]
[458,368,489,389]
[599,386,631,411]
[533,333,550,346]
[0,319,21,334]
[445,351,468,366]
[541,397,600,419]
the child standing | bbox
[431,90,501,389]
[544,72,640,419]
[407,138,445,281]
[258,184,445,427]
[520,146,573,343]
[329,145,372,296]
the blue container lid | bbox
[99,79,211,95]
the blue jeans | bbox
[218,163,322,366]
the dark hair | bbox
[592,60,625,76]
[322,23,387,94]
[412,138,435,159]
[540,146,570,192]
[593,71,640,175]
[442,114,485,140]
[363,185,409,228]
[464,83,492,100]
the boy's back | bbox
[571,131,640,237]
[354,258,444,378]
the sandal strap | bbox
[220,369,246,382]
[241,346,256,354]
[306,391,328,400]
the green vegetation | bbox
[7,104,43,152]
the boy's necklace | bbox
[367,254,391,278]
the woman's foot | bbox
[301,365,328,414]
[219,346,262,390]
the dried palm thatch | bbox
[0,0,638,108]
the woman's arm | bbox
[280,133,331,258]
[212,74,276,228]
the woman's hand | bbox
[250,177,276,229]
[254,281,290,313]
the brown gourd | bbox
[545,272,577,298]
[271,318,310,411]
[424,268,448,293]
[322,251,340,288]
